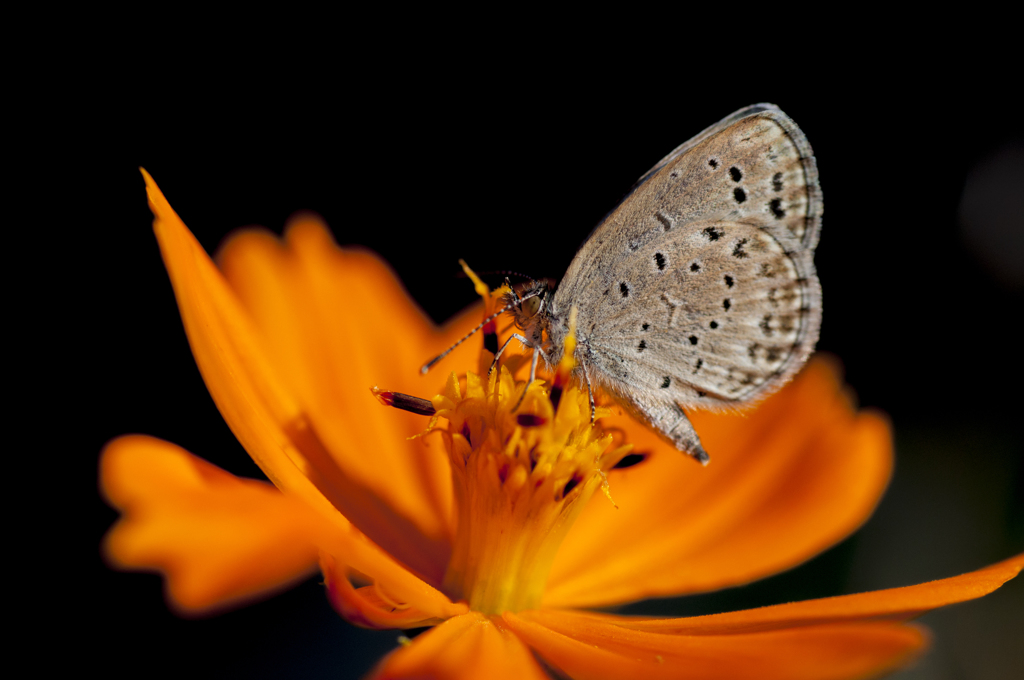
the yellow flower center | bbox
[430,367,628,614]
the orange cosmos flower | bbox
[101,170,1022,679]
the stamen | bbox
[370,387,437,416]
[430,361,623,614]
[382,292,635,615]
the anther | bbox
[370,387,437,416]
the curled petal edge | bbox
[322,553,469,630]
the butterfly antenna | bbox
[459,270,537,283]
[420,305,511,374]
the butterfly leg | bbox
[489,333,532,376]
[510,347,540,413]
[580,361,596,424]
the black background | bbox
[32,34,1022,680]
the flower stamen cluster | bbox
[431,365,629,614]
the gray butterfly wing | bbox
[549,105,821,461]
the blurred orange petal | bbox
[144,170,479,583]
[545,357,892,607]
[217,222,487,555]
[505,610,924,680]
[370,613,549,680]
[100,435,325,614]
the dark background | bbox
[38,40,1021,679]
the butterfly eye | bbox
[522,296,542,317]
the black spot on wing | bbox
[703,226,723,241]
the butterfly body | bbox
[511,104,822,463]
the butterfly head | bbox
[501,279,550,332]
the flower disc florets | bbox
[431,366,629,614]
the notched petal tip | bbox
[100,435,327,615]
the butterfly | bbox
[430,104,821,464]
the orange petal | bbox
[590,552,1024,634]
[216,223,475,545]
[101,434,466,623]
[144,170,479,582]
[100,435,325,614]
[507,554,1023,678]
[369,613,550,680]
[505,610,925,680]
[545,356,893,607]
